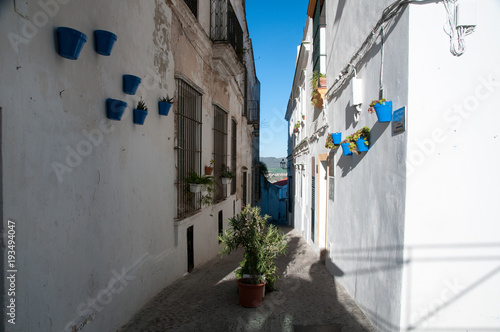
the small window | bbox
[213,105,228,202]
[231,118,237,195]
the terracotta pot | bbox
[205,166,213,175]
[237,278,265,308]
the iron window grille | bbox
[247,100,259,125]
[176,79,203,219]
[231,118,237,195]
[213,105,228,202]
[183,0,198,18]
[210,0,244,58]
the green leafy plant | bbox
[325,134,340,150]
[368,98,386,114]
[136,99,148,111]
[341,126,370,154]
[159,95,174,103]
[220,164,235,179]
[186,172,215,185]
[310,71,326,107]
[219,205,287,291]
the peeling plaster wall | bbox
[0,0,256,331]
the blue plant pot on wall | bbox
[123,75,141,95]
[331,133,342,145]
[374,101,393,123]
[341,143,352,156]
[57,27,87,60]
[158,101,172,116]
[356,138,369,152]
[133,109,148,125]
[106,98,127,120]
[94,30,117,56]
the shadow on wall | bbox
[327,242,500,331]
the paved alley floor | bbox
[119,227,376,332]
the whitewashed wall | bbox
[402,1,500,330]
[0,0,252,331]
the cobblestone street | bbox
[119,227,375,332]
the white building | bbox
[285,0,500,330]
[0,0,259,331]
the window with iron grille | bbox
[176,79,202,219]
[231,118,237,195]
[184,0,198,18]
[312,0,325,73]
[213,105,228,202]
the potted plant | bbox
[123,74,141,95]
[219,205,287,307]
[205,159,215,175]
[57,27,87,60]
[106,98,127,121]
[294,121,300,134]
[368,98,393,123]
[302,115,306,120]
[186,172,215,193]
[340,139,352,156]
[325,134,340,150]
[158,95,174,116]
[340,126,370,155]
[331,132,342,145]
[220,164,235,184]
[133,99,148,125]
[94,30,117,56]
[310,71,326,109]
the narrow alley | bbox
[119,227,375,332]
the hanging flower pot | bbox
[221,177,232,185]
[133,109,148,125]
[106,98,127,121]
[94,30,117,56]
[331,133,342,145]
[356,138,369,152]
[205,166,214,175]
[133,99,148,125]
[373,100,393,123]
[158,101,172,116]
[57,27,87,60]
[340,142,352,156]
[189,183,205,193]
[123,75,141,95]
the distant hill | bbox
[260,157,285,169]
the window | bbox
[231,118,237,195]
[184,0,198,18]
[176,79,202,219]
[312,0,326,73]
[213,105,228,202]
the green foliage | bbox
[159,95,174,103]
[136,99,148,111]
[310,71,326,107]
[341,126,370,154]
[220,164,235,179]
[258,161,269,177]
[368,98,386,113]
[219,205,287,290]
[325,134,339,150]
[186,172,215,185]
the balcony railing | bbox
[247,100,259,125]
[210,0,244,58]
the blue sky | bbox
[246,1,309,158]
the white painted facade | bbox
[0,0,259,331]
[286,0,500,331]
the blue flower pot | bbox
[341,142,352,156]
[133,109,148,125]
[123,75,141,95]
[94,30,117,56]
[373,101,393,123]
[158,101,172,116]
[57,27,87,60]
[106,98,127,121]
[331,133,342,145]
[356,138,369,152]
